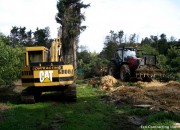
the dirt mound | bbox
[100,75,118,91]
[110,86,158,106]
[166,81,180,88]
[100,77,180,113]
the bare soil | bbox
[100,76,180,113]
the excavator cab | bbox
[24,47,49,66]
[29,51,43,63]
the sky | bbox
[0,0,180,52]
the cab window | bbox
[116,50,123,60]
[28,51,42,63]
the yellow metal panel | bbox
[33,70,58,78]
[59,81,74,85]
[34,82,60,86]
[43,50,44,62]
[22,67,31,71]
[59,65,74,77]
[63,65,74,69]
[26,46,48,51]
[22,82,59,87]
[58,74,74,77]
[21,75,33,78]
[22,81,73,87]
[22,83,33,87]
[26,52,29,66]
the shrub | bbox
[0,35,24,85]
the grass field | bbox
[0,83,179,130]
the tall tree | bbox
[9,26,28,47]
[118,30,124,44]
[33,27,50,47]
[56,0,90,74]
[169,36,176,42]
[109,30,114,41]
[101,41,118,61]
[26,30,33,46]
[19,27,27,44]
[141,37,152,44]
[9,26,51,47]
[10,26,19,47]
[129,33,136,44]
[150,35,158,49]
[78,45,89,52]
[158,33,168,54]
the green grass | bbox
[118,106,180,130]
[0,84,121,130]
[0,83,179,130]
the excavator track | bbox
[21,88,35,104]
[63,84,77,102]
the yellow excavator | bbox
[21,37,76,103]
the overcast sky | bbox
[0,0,180,52]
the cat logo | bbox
[39,70,53,83]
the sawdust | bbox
[136,80,166,88]
[100,75,118,91]
[100,76,180,113]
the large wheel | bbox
[63,84,77,102]
[108,62,116,77]
[120,64,130,82]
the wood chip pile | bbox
[100,76,180,113]
[100,75,118,91]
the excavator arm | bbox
[50,37,62,62]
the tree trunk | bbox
[62,37,77,82]
[63,45,73,64]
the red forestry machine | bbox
[108,47,164,81]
